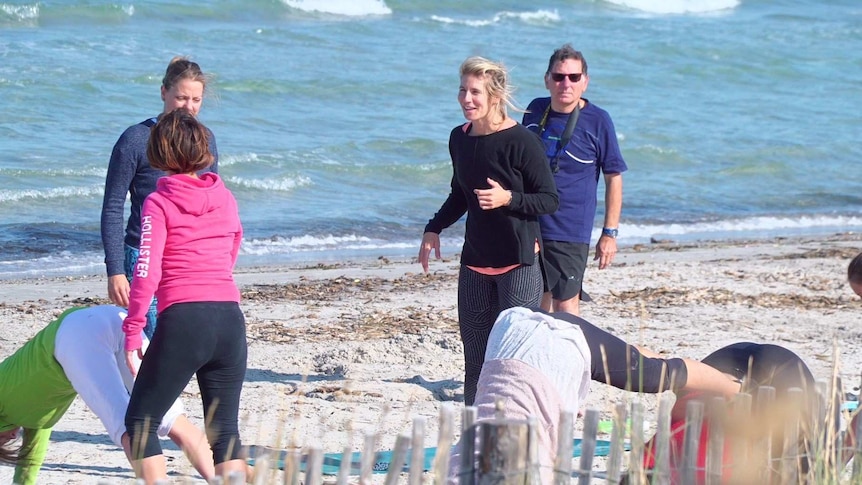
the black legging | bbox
[458,259,543,405]
[547,311,688,393]
[125,301,247,463]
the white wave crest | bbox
[226,175,312,191]
[0,3,39,21]
[0,166,106,177]
[241,233,464,257]
[0,253,103,279]
[282,0,391,16]
[0,185,103,203]
[431,9,559,27]
[218,152,261,167]
[605,0,739,15]
[243,234,373,255]
[617,214,862,244]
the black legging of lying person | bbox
[548,311,689,393]
[551,312,820,420]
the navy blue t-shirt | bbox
[523,97,627,244]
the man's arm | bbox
[595,172,622,269]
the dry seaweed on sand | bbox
[609,287,859,310]
[241,273,456,303]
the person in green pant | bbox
[0,305,213,484]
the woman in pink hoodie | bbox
[122,108,246,484]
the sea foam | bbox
[605,0,739,15]
[431,9,559,27]
[282,0,391,16]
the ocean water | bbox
[1,0,860,279]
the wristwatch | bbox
[601,227,618,238]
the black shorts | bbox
[542,240,590,302]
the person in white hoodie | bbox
[448,307,592,483]
[448,307,741,483]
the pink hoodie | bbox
[123,172,243,351]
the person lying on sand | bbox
[636,342,818,485]
[0,305,213,485]
[448,306,742,483]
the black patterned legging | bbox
[457,257,543,405]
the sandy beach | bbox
[1,233,861,484]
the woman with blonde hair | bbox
[418,56,559,405]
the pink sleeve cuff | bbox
[122,318,144,351]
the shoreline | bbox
[2,231,859,290]
[1,232,861,483]
[1,229,860,284]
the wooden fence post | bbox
[281,448,301,485]
[729,392,751,484]
[359,432,377,484]
[335,444,352,485]
[681,399,705,485]
[435,405,455,484]
[460,405,479,484]
[576,408,599,485]
[251,453,271,485]
[553,410,574,484]
[461,409,478,485]
[410,417,426,485]
[605,402,628,485]
[475,419,533,484]
[705,396,726,485]
[385,433,412,485]
[527,416,540,484]
[303,447,323,485]
[628,400,645,485]
[756,385,776,483]
[650,393,673,485]
[780,387,804,485]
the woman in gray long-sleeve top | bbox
[100,56,218,339]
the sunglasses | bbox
[550,72,583,83]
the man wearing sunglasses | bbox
[523,44,628,316]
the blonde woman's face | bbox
[161,78,204,116]
[458,74,498,123]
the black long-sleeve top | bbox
[425,123,559,267]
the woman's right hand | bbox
[125,348,144,378]
[418,232,441,273]
[108,274,130,307]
